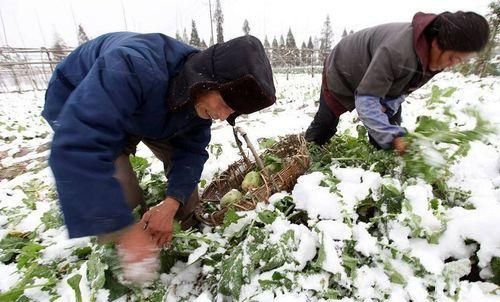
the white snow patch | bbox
[388,220,411,250]
[406,277,429,302]
[352,222,378,257]
[297,272,329,291]
[315,220,352,240]
[333,167,382,213]
[40,228,90,263]
[0,263,21,291]
[223,210,257,238]
[319,233,345,276]
[404,183,443,232]
[187,242,209,265]
[353,265,391,300]
[292,172,343,220]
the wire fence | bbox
[0,46,326,94]
[0,47,72,93]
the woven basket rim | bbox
[196,133,309,226]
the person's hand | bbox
[393,136,407,155]
[116,223,160,283]
[140,197,180,247]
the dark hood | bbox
[412,12,438,71]
[167,35,276,125]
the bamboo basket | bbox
[195,128,310,226]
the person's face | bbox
[194,90,235,121]
[428,39,475,72]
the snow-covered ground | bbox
[0,72,499,301]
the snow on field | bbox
[0,72,499,301]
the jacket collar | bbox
[412,12,438,72]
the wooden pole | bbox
[120,0,128,31]
[0,7,8,45]
[69,1,79,43]
[208,0,214,45]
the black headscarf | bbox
[167,35,276,125]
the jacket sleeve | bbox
[165,121,211,205]
[355,94,406,149]
[49,49,155,238]
[380,96,405,119]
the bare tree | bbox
[182,28,189,44]
[242,19,250,35]
[474,0,500,77]
[278,35,286,67]
[263,35,271,60]
[190,20,201,47]
[0,7,8,45]
[301,37,313,66]
[341,28,348,39]
[271,36,279,66]
[286,28,300,66]
[319,15,333,63]
[214,0,224,43]
[52,32,68,61]
[77,24,90,45]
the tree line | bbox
[44,0,500,77]
[174,12,348,68]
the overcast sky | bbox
[0,0,492,48]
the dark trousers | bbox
[99,137,200,243]
[116,137,200,229]
[305,95,340,146]
[305,95,402,148]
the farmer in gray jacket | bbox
[305,11,489,154]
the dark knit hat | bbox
[167,35,276,125]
